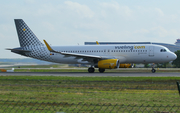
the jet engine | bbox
[95,59,120,69]
[119,63,134,68]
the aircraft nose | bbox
[171,52,177,60]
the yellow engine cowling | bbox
[119,63,133,68]
[95,59,120,69]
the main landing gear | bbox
[88,67,106,73]
[99,68,105,73]
[88,67,95,73]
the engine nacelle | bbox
[95,59,120,69]
[119,63,134,68]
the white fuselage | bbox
[34,44,176,64]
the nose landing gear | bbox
[151,64,156,73]
[151,68,156,73]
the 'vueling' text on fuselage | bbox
[115,46,145,50]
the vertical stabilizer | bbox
[14,19,44,47]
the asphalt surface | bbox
[0,72,180,77]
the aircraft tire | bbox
[151,69,156,73]
[88,67,95,73]
[99,68,105,73]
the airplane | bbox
[6,19,177,73]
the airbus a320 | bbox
[7,19,177,73]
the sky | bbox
[1,0,180,58]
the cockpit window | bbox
[160,49,167,52]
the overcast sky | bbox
[1,0,180,58]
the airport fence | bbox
[0,79,180,112]
[0,100,179,113]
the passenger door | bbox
[149,46,154,56]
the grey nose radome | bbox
[171,52,177,61]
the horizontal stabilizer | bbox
[6,48,31,52]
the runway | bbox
[0,72,180,77]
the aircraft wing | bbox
[43,40,108,61]
[60,52,102,59]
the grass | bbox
[0,76,180,112]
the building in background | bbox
[85,39,180,52]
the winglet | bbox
[96,41,99,45]
[43,40,54,52]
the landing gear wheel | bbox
[151,68,156,73]
[99,68,105,73]
[88,67,95,73]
